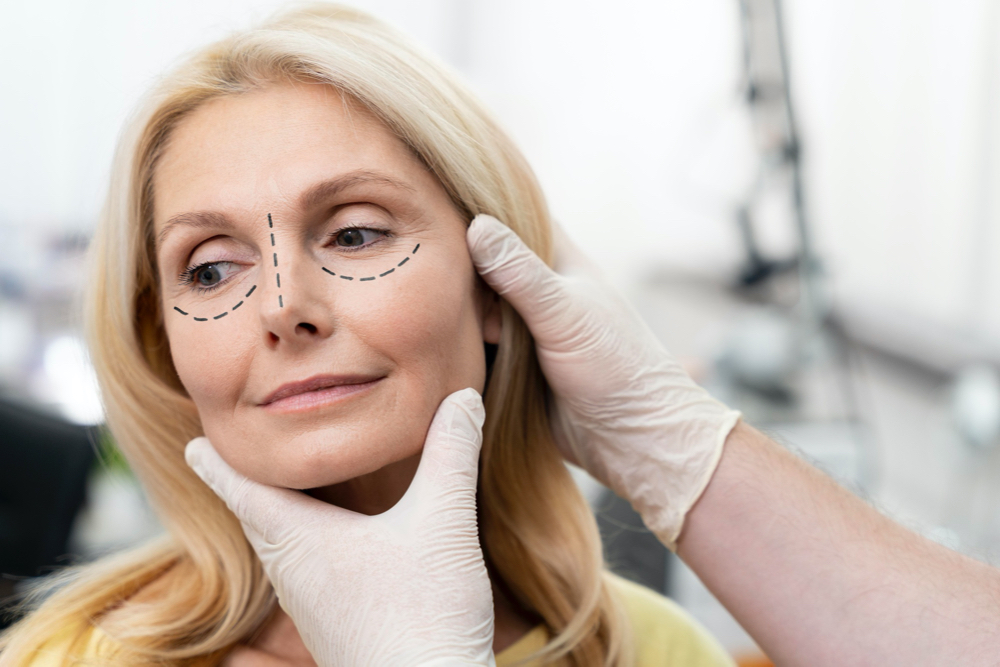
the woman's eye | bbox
[182,261,240,291]
[334,228,385,248]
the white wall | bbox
[786,0,1000,367]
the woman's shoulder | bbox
[605,571,736,667]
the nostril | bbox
[296,322,318,335]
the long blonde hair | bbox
[0,4,631,665]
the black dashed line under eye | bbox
[320,243,420,283]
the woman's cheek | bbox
[167,317,254,410]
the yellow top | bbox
[497,574,734,667]
[26,573,733,666]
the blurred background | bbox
[3,0,1000,662]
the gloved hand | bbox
[185,388,495,667]
[467,215,741,550]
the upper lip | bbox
[260,374,383,406]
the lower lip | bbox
[261,378,383,414]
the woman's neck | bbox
[307,452,421,514]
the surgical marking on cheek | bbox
[320,243,421,283]
[173,285,258,322]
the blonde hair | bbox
[0,4,631,665]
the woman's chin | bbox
[207,425,423,495]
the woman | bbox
[0,4,732,665]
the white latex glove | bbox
[467,215,742,550]
[185,388,495,667]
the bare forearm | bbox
[677,421,1000,665]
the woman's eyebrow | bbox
[298,170,416,210]
[157,210,233,248]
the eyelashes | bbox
[179,261,241,294]
[325,225,391,251]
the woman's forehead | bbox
[152,83,425,232]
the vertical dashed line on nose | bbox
[269,213,283,308]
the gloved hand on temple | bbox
[467,215,742,550]
[185,388,495,667]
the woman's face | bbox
[154,82,499,493]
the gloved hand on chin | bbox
[186,388,496,667]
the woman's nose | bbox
[258,229,335,346]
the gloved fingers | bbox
[185,437,337,545]
[399,388,485,511]
[467,215,569,331]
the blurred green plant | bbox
[93,426,132,476]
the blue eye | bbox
[333,227,386,249]
[181,261,240,292]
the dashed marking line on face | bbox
[320,243,420,283]
[269,213,283,308]
[175,284,257,322]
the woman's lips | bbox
[260,375,384,413]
